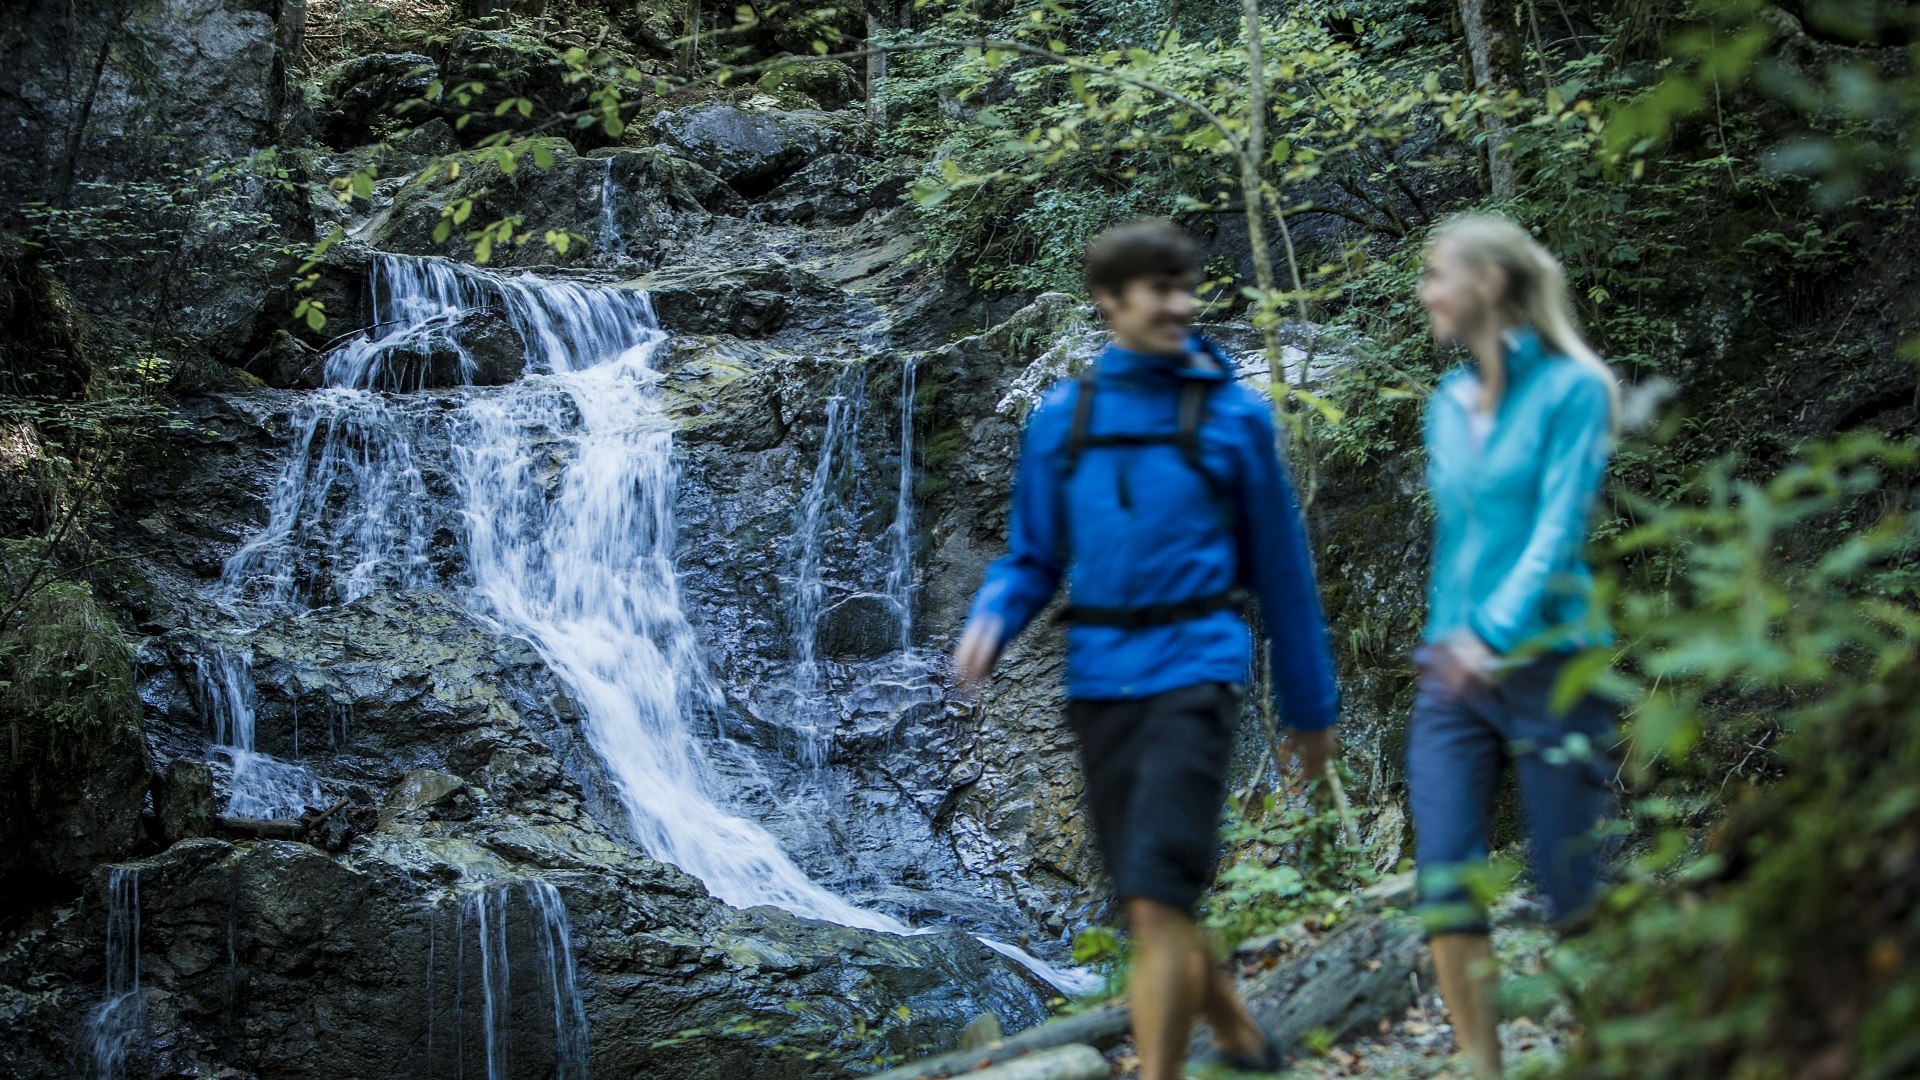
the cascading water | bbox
[193,645,321,818]
[445,881,591,1080]
[210,252,1109,1000]
[445,275,900,931]
[87,867,143,1080]
[595,159,626,259]
[528,881,591,1075]
[780,366,867,769]
[218,390,435,610]
[884,355,918,648]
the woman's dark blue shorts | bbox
[1406,652,1617,935]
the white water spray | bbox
[194,646,321,818]
[88,867,144,1080]
[884,355,918,648]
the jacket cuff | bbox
[1465,611,1513,655]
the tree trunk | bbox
[866,13,887,126]
[1458,0,1515,199]
[676,0,700,76]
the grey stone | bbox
[636,261,846,337]
[757,59,864,110]
[652,104,863,194]
[157,758,217,843]
[763,153,883,225]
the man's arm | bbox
[956,403,1068,684]
[1233,403,1340,733]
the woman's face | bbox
[1420,242,1501,345]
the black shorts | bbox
[1068,682,1240,914]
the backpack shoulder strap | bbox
[1064,366,1098,478]
[1176,379,1207,473]
[1177,379,1238,532]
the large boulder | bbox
[651,103,865,194]
[0,0,304,206]
[0,825,1050,1080]
[761,153,885,225]
[319,52,439,149]
[432,29,596,148]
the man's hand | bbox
[953,614,1005,691]
[1286,726,1337,781]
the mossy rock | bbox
[0,563,148,904]
[756,59,863,110]
[366,139,736,266]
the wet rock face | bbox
[366,140,740,268]
[762,153,884,226]
[10,835,1049,1080]
[651,104,860,195]
[0,0,302,206]
[639,262,855,338]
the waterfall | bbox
[470,887,511,1080]
[218,390,435,609]
[528,881,590,1077]
[445,277,901,931]
[884,356,918,649]
[781,365,866,769]
[87,867,143,1080]
[216,252,910,933]
[194,646,320,818]
[596,159,626,259]
[450,882,590,1080]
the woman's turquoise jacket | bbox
[1424,328,1615,654]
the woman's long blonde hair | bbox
[1429,213,1621,428]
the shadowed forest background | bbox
[0,0,1916,1076]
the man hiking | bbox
[954,219,1341,1079]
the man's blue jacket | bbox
[966,336,1340,731]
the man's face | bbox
[1095,272,1197,356]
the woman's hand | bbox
[953,614,1005,691]
[1418,630,1498,695]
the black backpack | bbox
[1053,365,1247,630]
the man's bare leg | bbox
[1126,898,1205,1080]
[1199,960,1269,1060]
[1127,898,1270,1079]
[1430,932,1501,1078]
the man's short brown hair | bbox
[1084,220,1201,294]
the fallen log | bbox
[960,1044,1108,1080]
[216,798,350,840]
[871,904,1427,1080]
[1192,910,1428,1059]
[867,1003,1130,1080]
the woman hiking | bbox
[1408,213,1621,1079]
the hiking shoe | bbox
[1208,1027,1283,1074]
